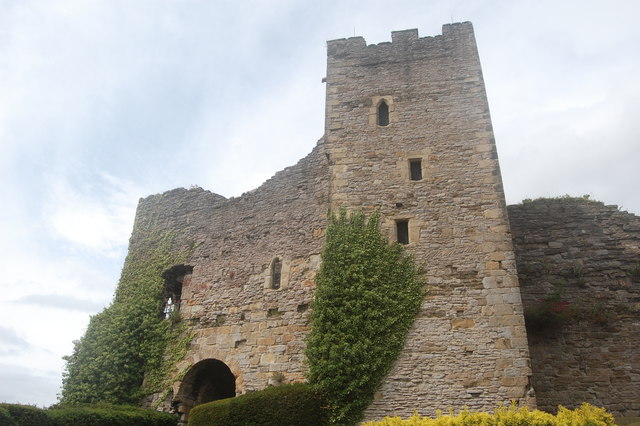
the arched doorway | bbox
[175,359,236,422]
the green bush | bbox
[0,403,55,426]
[305,210,424,425]
[362,403,615,425]
[188,383,327,426]
[61,228,193,404]
[0,406,14,426]
[46,403,177,426]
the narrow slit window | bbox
[378,101,390,126]
[409,159,422,181]
[396,220,409,245]
[271,258,282,289]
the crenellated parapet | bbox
[326,22,475,58]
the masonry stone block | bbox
[510,198,640,417]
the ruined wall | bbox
[178,143,329,392]
[324,23,534,419]
[134,144,330,418]
[509,198,640,417]
[129,23,550,422]
[124,23,640,422]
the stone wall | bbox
[509,198,640,417]
[135,144,330,419]
[132,22,540,422]
[324,23,534,419]
[129,22,640,422]
[179,143,329,392]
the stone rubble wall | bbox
[509,198,640,417]
[324,23,534,419]
[179,143,330,392]
[134,143,330,409]
[129,22,640,422]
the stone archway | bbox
[174,359,236,422]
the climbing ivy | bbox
[306,210,425,425]
[61,225,193,405]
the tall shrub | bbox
[306,210,424,425]
[61,229,192,404]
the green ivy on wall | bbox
[306,210,425,425]
[60,223,193,405]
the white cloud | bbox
[1,0,639,408]
[0,326,33,355]
[0,363,60,407]
[189,56,325,197]
[15,294,105,313]
[43,173,139,257]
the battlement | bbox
[326,21,475,58]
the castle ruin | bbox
[126,23,639,422]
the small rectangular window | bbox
[396,220,409,245]
[409,159,422,181]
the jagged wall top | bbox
[326,22,475,57]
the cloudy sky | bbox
[1,0,638,407]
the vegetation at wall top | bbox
[306,210,425,425]
[60,217,193,404]
[362,403,615,425]
[187,383,327,426]
[521,194,598,204]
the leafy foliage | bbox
[187,383,327,426]
[0,403,55,426]
[0,403,177,426]
[362,402,615,425]
[60,227,192,404]
[306,210,424,425]
[47,403,178,426]
[521,194,596,204]
[0,406,14,426]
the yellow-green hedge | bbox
[363,403,615,425]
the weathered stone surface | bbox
[131,23,636,424]
[324,23,532,420]
[135,23,536,421]
[136,146,329,418]
[510,198,640,417]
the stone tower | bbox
[136,22,534,422]
[323,22,534,417]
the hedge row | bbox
[362,403,615,425]
[0,404,54,426]
[188,383,328,426]
[0,403,177,426]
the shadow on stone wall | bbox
[509,198,640,417]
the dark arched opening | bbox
[175,359,235,421]
[378,100,390,126]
